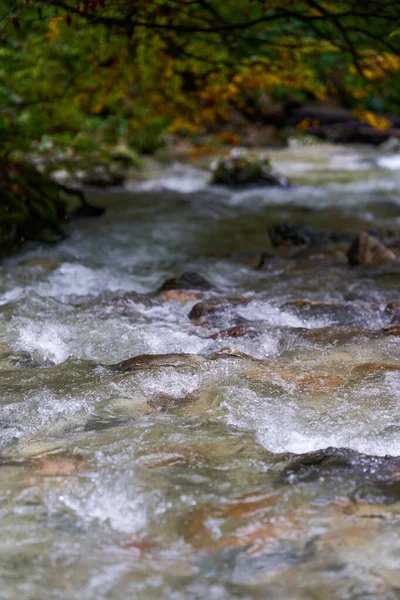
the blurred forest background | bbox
[2,0,400,251]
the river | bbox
[1,143,400,599]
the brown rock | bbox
[382,325,400,336]
[350,362,400,379]
[111,353,206,373]
[160,290,202,303]
[347,232,396,267]
[158,272,212,292]
[188,297,248,327]
[147,390,200,412]
[33,456,84,477]
[208,324,259,340]
[19,257,60,270]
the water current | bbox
[1,143,400,599]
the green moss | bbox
[211,151,287,187]
[0,160,67,256]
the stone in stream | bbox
[188,297,249,328]
[108,353,225,415]
[79,164,125,187]
[158,272,212,292]
[299,326,371,345]
[382,325,400,336]
[18,257,61,270]
[158,272,213,302]
[0,349,36,370]
[208,324,260,340]
[269,223,329,248]
[147,390,201,412]
[0,453,85,477]
[282,299,394,327]
[210,151,288,187]
[280,447,400,501]
[349,361,400,381]
[246,362,343,394]
[347,232,396,267]
[160,289,203,303]
[111,352,208,374]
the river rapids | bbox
[1,143,400,599]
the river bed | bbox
[1,143,400,599]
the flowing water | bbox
[1,143,400,599]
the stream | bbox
[1,143,400,599]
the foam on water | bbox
[222,369,400,457]
[377,153,400,170]
[0,287,25,306]
[127,163,210,194]
[58,471,148,534]
[15,319,72,364]
[11,312,212,364]
[237,300,329,329]
[34,262,142,300]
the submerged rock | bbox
[281,447,400,501]
[111,352,207,374]
[348,232,396,267]
[210,151,287,187]
[160,290,203,303]
[79,164,125,187]
[188,297,248,328]
[158,272,212,292]
[0,349,36,370]
[208,324,259,340]
[350,361,400,381]
[269,223,329,248]
[18,257,61,270]
[147,390,201,412]
[282,299,384,326]
[0,452,85,477]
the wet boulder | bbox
[108,146,142,168]
[349,361,400,382]
[18,257,61,271]
[347,232,396,267]
[158,272,212,292]
[280,447,400,501]
[188,297,249,328]
[110,352,207,374]
[281,447,400,501]
[208,324,259,340]
[282,299,387,327]
[79,164,125,187]
[210,151,287,187]
[147,390,201,412]
[269,223,329,248]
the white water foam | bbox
[377,153,400,170]
[126,163,210,194]
[33,263,140,300]
[237,300,328,329]
[16,319,71,364]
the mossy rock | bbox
[210,151,287,187]
[78,163,125,187]
[107,146,142,168]
[0,160,67,256]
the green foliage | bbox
[1,0,400,161]
[127,118,170,155]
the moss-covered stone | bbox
[0,160,67,256]
[210,150,288,187]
